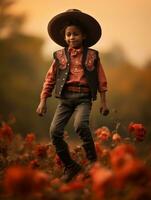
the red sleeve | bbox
[97,58,108,92]
[40,59,57,100]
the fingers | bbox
[102,109,109,116]
[100,107,110,116]
[36,109,42,116]
[38,112,44,117]
[36,107,46,117]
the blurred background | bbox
[0,0,151,141]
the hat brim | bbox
[48,10,102,47]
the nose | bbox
[70,34,74,40]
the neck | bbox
[69,45,84,49]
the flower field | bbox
[0,118,151,200]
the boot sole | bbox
[61,166,82,183]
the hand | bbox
[36,100,47,117]
[100,105,109,116]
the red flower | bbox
[29,159,40,169]
[113,159,150,189]
[25,133,36,144]
[59,181,84,193]
[34,144,48,158]
[33,170,50,192]
[3,166,50,196]
[95,126,111,142]
[50,178,61,187]
[128,122,146,141]
[90,163,113,200]
[0,123,14,143]
[112,133,122,143]
[110,144,136,170]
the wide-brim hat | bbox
[48,9,102,47]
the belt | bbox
[65,85,90,93]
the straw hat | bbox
[48,9,102,47]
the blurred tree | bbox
[101,44,129,68]
[0,0,53,137]
[0,0,25,38]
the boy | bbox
[36,9,109,182]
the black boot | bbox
[57,148,75,166]
[61,161,82,182]
[82,142,97,174]
[57,149,82,182]
[82,142,97,162]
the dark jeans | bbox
[49,91,94,153]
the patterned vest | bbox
[53,48,99,100]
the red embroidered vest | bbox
[53,48,99,100]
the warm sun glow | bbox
[11,0,151,67]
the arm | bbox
[36,59,57,116]
[97,58,109,116]
[99,91,109,116]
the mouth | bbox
[69,40,79,45]
[69,40,76,43]
[68,40,81,48]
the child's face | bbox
[64,25,86,48]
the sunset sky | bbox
[12,0,151,67]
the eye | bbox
[73,33,79,36]
[66,32,71,37]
